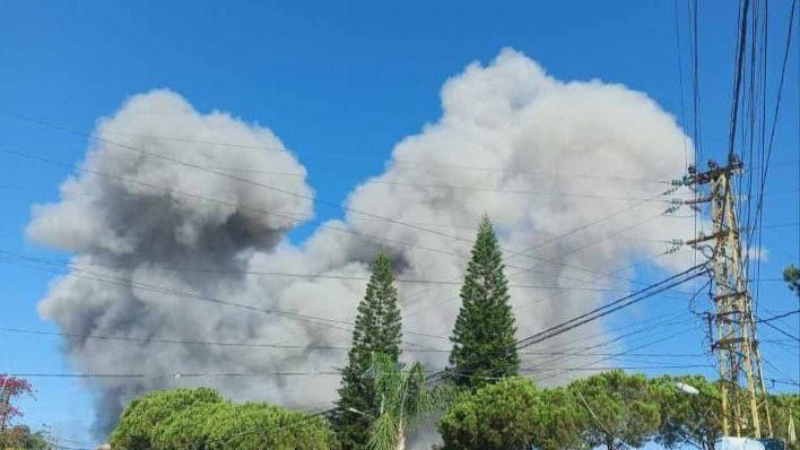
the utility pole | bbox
[682,155,773,439]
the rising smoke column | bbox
[29,49,696,441]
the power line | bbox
[690,0,703,160]
[0,257,452,349]
[6,371,341,379]
[0,145,701,355]
[0,326,705,358]
[527,364,712,375]
[526,310,693,356]
[0,145,671,289]
[6,123,678,184]
[522,316,700,372]
[0,157,678,202]
[532,326,708,384]
[0,111,678,267]
[8,363,716,380]
[527,319,705,381]
[3,180,792,202]
[515,250,698,313]
[0,145,474,262]
[760,319,800,342]
[351,179,673,202]
[727,0,752,161]
[482,270,706,377]
[532,285,709,371]
[673,0,691,170]
[749,0,797,327]
[425,264,708,383]
[5,248,709,358]
[402,212,688,320]
[0,111,706,295]
[515,264,708,349]
[1,250,704,360]
[758,310,800,323]
[523,280,711,373]
[0,250,688,294]
[398,178,689,322]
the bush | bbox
[110,387,338,450]
[568,370,660,450]
[649,374,721,449]
[768,393,800,450]
[150,401,222,450]
[0,425,51,450]
[438,377,585,450]
[151,401,338,450]
[109,387,223,450]
[214,402,336,450]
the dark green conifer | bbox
[334,253,402,449]
[448,216,519,389]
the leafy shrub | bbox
[110,387,337,450]
[568,370,660,450]
[438,377,585,450]
[109,387,223,450]
[0,425,50,450]
[151,401,337,450]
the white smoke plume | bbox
[28,49,697,443]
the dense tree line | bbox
[105,373,798,449]
[438,377,585,450]
[108,388,337,450]
[438,372,800,450]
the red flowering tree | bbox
[0,374,34,430]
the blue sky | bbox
[0,1,797,446]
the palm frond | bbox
[366,354,457,448]
[367,413,399,450]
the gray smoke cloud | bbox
[28,49,697,444]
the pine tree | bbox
[448,216,519,389]
[335,253,403,450]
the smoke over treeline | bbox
[28,49,695,441]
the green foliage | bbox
[649,374,721,450]
[438,377,586,450]
[784,264,800,296]
[769,393,800,450]
[0,425,51,450]
[448,216,519,389]
[367,354,452,450]
[109,387,223,450]
[536,387,591,450]
[335,254,403,449]
[151,401,337,450]
[110,387,336,450]
[568,370,660,450]
[149,401,220,450]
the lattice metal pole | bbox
[684,157,773,438]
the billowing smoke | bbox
[29,49,696,443]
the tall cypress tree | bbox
[448,216,519,389]
[334,253,402,449]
